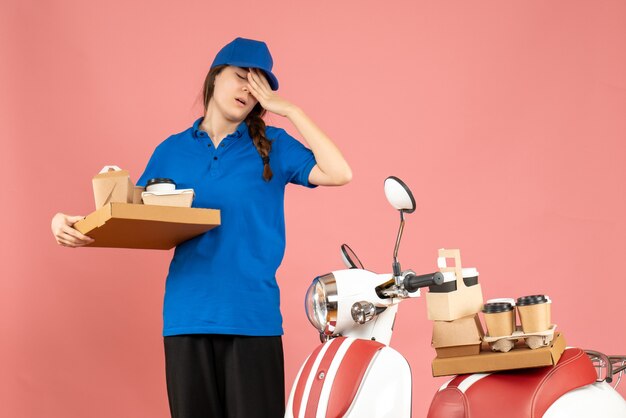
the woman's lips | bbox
[235,98,246,107]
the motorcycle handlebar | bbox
[404,272,444,293]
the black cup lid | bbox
[482,302,513,313]
[516,295,548,306]
[147,178,176,187]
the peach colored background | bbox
[2,0,625,417]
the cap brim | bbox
[227,61,279,90]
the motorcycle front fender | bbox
[285,337,412,418]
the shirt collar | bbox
[192,117,248,139]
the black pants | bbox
[164,334,285,418]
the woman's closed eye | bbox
[236,73,246,80]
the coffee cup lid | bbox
[516,294,549,306]
[482,302,514,313]
[441,271,456,283]
[147,178,176,187]
[487,297,515,306]
[462,267,479,278]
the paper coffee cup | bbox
[516,295,551,333]
[486,297,515,306]
[462,267,479,286]
[482,302,515,337]
[429,268,480,293]
[146,178,176,192]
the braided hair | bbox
[202,65,273,181]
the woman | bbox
[51,37,351,417]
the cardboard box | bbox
[427,285,484,321]
[74,203,220,250]
[432,314,484,358]
[92,166,134,209]
[132,186,145,204]
[142,189,195,207]
[426,249,484,321]
[431,332,566,377]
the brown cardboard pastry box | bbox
[432,314,484,359]
[74,203,220,250]
[431,332,566,377]
[142,189,194,207]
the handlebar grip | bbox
[404,272,444,293]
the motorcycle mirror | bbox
[340,244,364,269]
[384,176,416,214]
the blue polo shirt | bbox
[137,117,318,336]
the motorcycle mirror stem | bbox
[384,176,416,285]
[392,210,405,285]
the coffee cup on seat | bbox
[428,267,480,293]
[516,295,551,333]
[482,301,516,337]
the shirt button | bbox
[214,157,218,160]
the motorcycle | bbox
[284,176,626,418]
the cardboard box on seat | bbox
[426,249,484,321]
[432,314,485,359]
[74,203,220,250]
[431,332,567,377]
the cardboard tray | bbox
[483,324,557,343]
[74,203,220,250]
[432,332,566,377]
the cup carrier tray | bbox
[483,324,557,352]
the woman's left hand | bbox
[246,68,295,117]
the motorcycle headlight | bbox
[305,273,338,335]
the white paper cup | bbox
[146,178,176,192]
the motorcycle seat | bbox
[427,348,597,418]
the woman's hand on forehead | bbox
[245,68,295,117]
[245,67,269,85]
